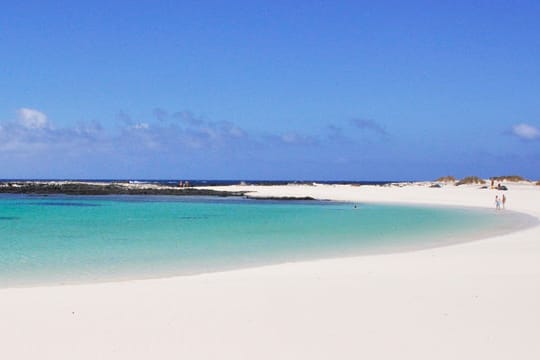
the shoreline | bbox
[1,182,540,359]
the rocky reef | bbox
[0,181,246,197]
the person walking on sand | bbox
[502,194,507,209]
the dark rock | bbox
[0,182,246,197]
[245,196,317,201]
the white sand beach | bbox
[1,182,539,359]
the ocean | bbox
[0,178,402,186]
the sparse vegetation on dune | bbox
[435,176,456,182]
[456,176,486,186]
[490,175,528,182]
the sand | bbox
[1,182,539,359]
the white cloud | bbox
[512,123,540,140]
[228,126,245,138]
[350,118,387,135]
[133,122,150,130]
[279,132,316,145]
[281,133,299,143]
[17,108,49,129]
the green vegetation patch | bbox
[435,176,456,182]
[456,176,486,186]
[490,175,528,182]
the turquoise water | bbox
[0,194,530,287]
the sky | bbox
[1,0,539,180]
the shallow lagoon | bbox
[0,194,532,287]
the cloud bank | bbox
[3,108,537,179]
[0,107,396,178]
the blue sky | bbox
[1,1,539,180]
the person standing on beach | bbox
[495,195,501,210]
[502,194,507,209]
